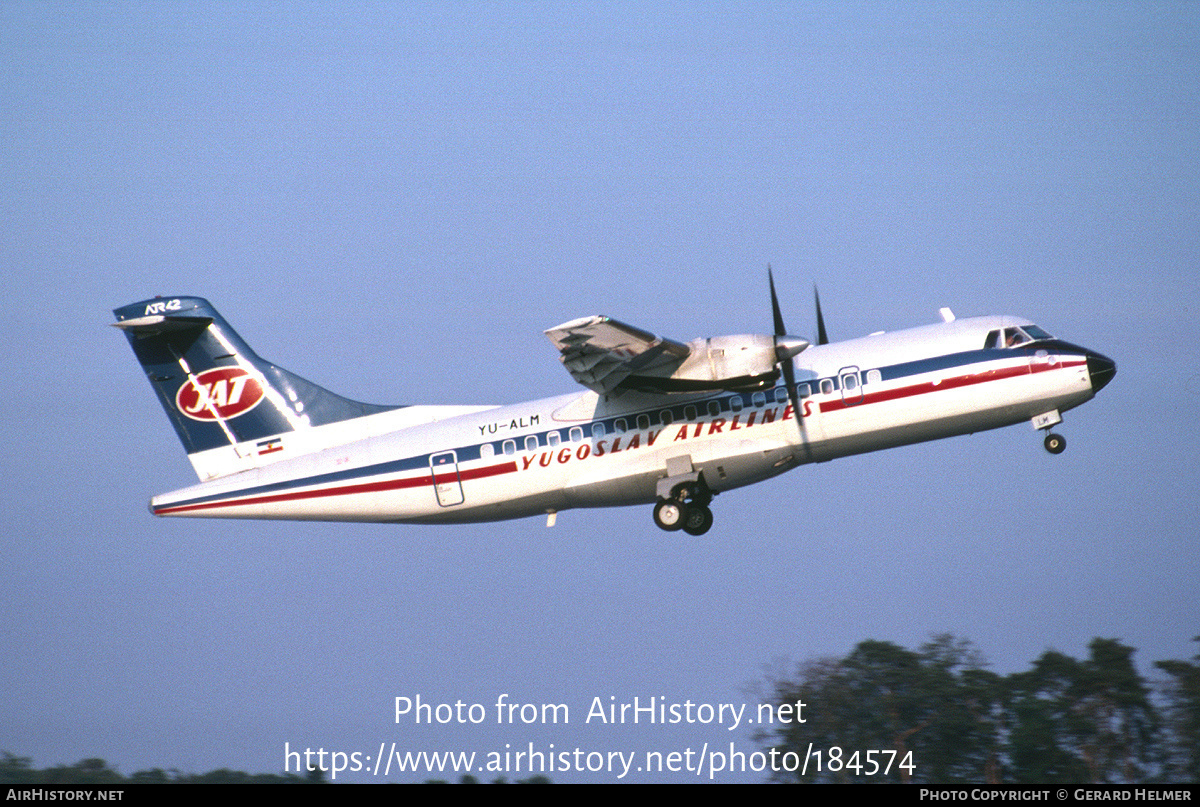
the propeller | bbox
[768,267,808,420]
[814,285,829,345]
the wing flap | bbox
[545,316,690,395]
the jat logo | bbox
[175,367,265,422]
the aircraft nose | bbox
[1086,351,1116,394]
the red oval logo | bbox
[175,367,265,422]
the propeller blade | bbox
[769,265,787,337]
[767,267,803,424]
[814,285,829,345]
[780,347,798,404]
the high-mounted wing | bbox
[544,316,691,395]
[546,315,807,396]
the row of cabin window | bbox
[480,372,886,459]
[479,371,886,457]
[480,386,807,458]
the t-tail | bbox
[113,296,403,480]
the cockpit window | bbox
[1003,328,1030,347]
[984,330,1000,349]
[996,325,1053,348]
[1023,324,1052,341]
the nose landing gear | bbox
[1043,432,1066,454]
[1032,410,1067,455]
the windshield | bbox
[984,324,1053,349]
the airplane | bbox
[112,276,1116,535]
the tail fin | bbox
[113,296,401,479]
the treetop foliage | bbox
[760,634,1197,784]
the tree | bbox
[760,635,1171,784]
[761,635,998,783]
[1005,639,1161,783]
[1155,636,1200,781]
[0,753,37,784]
[1005,650,1094,782]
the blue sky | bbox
[2,2,1197,782]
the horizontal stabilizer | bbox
[111,314,213,333]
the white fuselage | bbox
[149,315,1103,524]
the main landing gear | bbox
[653,481,714,536]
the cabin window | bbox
[843,373,858,391]
[774,387,789,404]
[660,409,674,425]
[637,414,650,430]
[503,439,516,456]
[525,435,539,452]
[752,391,766,407]
[547,431,561,447]
[729,396,743,412]
[820,379,834,395]
[708,400,722,416]
[613,418,627,433]
[797,383,811,398]
[480,443,494,459]
[569,427,583,443]
[592,423,606,439]
[867,369,882,385]
[685,405,697,421]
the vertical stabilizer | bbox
[113,296,401,479]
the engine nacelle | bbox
[545,314,810,396]
[676,334,778,385]
[631,333,808,392]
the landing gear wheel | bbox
[682,504,714,536]
[1043,432,1066,454]
[653,499,686,531]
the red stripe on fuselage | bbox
[819,357,1083,414]
[154,460,520,516]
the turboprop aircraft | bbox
[113,276,1115,535]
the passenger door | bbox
[430,451,465,507]
[839,366,864,406]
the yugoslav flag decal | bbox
[175,367,265,422]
